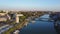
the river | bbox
[19,14,59,34]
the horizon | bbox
[0,0,60,11]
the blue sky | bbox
[0,0,60,11]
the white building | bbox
[0,12,11,22]
[16,14,24,23]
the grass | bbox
[3,20,28,34]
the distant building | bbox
[0,11,24,23]
[0,12,11,22]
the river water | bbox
[19,14,59,34]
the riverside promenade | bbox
[2,20,29,34]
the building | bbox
[0,12,11,22]
[16,14,24,23]
[0,11,24,23]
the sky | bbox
[0,0,60,11]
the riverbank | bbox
[2,20,28,34]
[19,14,57,34]
[2,12,44,34]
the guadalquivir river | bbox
[19,14,59,34]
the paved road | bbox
[0,24,13,34]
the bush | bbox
[19,16,26,22]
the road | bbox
[0,24,13,34]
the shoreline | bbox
[2,13,44,34]
[2,20,28,34]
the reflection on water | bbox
[54,25,60,34]
[19,21,57,34]
[19,14,60,34]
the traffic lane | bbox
[0,25,13,34]
[0,25,9,30]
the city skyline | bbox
[0,0,60,11]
